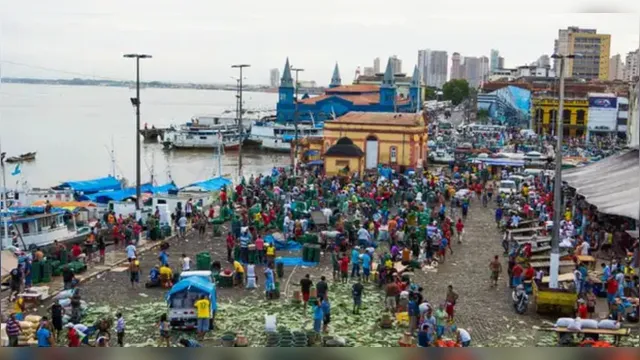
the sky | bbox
[0,0,639,86]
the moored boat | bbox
[5,152,37,163]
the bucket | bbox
[221,333,236,347]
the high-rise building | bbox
[463,57,482,88]
[479,56,490,84]
[498,57,505,69]
[490,49,500,73]
[428,51,448,88]
[363,67,375,76]
[269,68,280,87]
[418,49,431,84]
[373,57,381,74]
[450,52,462,80]
[554,26,597,75]
[537,55,551,68]
[390,55,402,74]
[553,26,610,80]
[609,54,624,81]
[624,49,639,82]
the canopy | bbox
[31,200,97,208]
[54,176,122,193]
[79,182,178,203]
[474,158,525,167]
[181,177,232,192]
[304,149,320,156]
[165,276,216,299]
[563,149,639,220]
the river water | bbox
[0,84,289,188]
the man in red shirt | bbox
[511,263,524,287]
[606,276,618,305]
[523,264,535,281]
[339,255,349,284]
[455,219,464,244]
[220,189,227,205]
[226,233,235,262]
[71,243,83,259]
[577,299,588,319]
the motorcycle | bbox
[512,285,529,315]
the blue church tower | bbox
[330,63,341,88]
[410,65,422,112]
[279,57,294,105]
[379,58,396,107]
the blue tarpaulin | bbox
[305,160,324,166]
[165,276,217,310]
[282,135,294,142]
[153,182,179,194]
[54,176,122,194]
[304,150,320,156]
[275,257,318,267]
[181,177,232,192]
[475,158,525,167]
[264,235,302,251]
[79,182,178,203]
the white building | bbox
[515,65,555,78]
[617,97,629,135]
[269,68,280,87]
[363,67,375,76]
[490,49,500,73]
[537,55,550,68]
[586,92,618,141]
[390,55,402,74]
[428,51,448,88]
[373,57,381,74]
[450,52,462,80]
[418,49,431,84]
[553,26,597,77]
[624,49,639,82]
[609,54,624,81]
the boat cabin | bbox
[1,210,77,250]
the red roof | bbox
[298,93,410,106]
[325,84,380,94]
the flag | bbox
[11,164,21,176]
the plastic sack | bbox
[264,315,276,332]
[567,318,582,331]
[580,319,598,329]
[59,298,71,307]
[53,289,76,301]
[597,320,620,330]
[24,315,42,324]
[555,317,574,328]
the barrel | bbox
[219,273,234,288]
[162,225,172,238]
[59,249,69,264]
[276,262,284,279]
[40,261,52,283]
[312,244,321,263]
[31,261,42,284]
[196,252,211,271]
[302,244,311,262]
[233,246,241,261]
[248,244,256,264]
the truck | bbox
[165,275,216,330]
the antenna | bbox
[110,137,116,177]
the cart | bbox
[532,278,578,316]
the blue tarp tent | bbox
[153,182,179,194]
[165,276,217,311]
[79,182,178,203]
[181,177,232,192]
[54,176,122,194]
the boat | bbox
[250,119,323,152]
[5,152,36,163]
[163,114,244,150]
[428,149,455,164]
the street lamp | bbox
[548,53,579,289]
[231,64,250,180]
[291,67,304,176]
[123,53,152,211]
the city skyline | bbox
[1,1,638,86]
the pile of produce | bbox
[17,315,42,346]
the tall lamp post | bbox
[548,53,578,289]
[123,53,152,210]
[291,67,304,176]
[231,64,250,180]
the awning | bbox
[78,182,178,203]
[304,149,320,156]
[475,158,525,167]
[181,177,232,192]
[305,160,324,166]
[54,176,122,193]
[562,149,639,220]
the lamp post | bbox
[291,67,304,176]
[231,64,250,180]
[123,53,152,210]
[548,53,577,289]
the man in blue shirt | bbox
[495,207,503,227]
[321,297,331,333]
[36,317,54,347]
[312,299,323,333]
[350,247,361,279]
[408,296,420,336]
[361,252,371,283]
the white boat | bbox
[428,149,455,164]
[250,120,323,152]
[163,114,243,150]
[1,208,90,250]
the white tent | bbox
[563,149,639,220]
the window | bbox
[336,160,350,168]
[390,146,398,163]
[200,136,207,140]
[619,103,629,111]
[576,110,586,125]
[562,109,571,124]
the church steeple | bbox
[382,58,395,88]
[330,63,342,88]
[411,65,420,87]
[281,57,293,88]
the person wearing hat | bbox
[129,257,141,288]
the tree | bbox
[425,87,438,101]
[442,79,470,106]
[477,109,490,124]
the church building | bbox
[276,57,422,123]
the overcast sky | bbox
[1,1,638,86]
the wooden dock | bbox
[139,127,168,142]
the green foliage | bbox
[425,87,438,101]
[477,109,490,124]
[442,79,470,106]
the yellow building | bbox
[567,32,611,80]
[323,137,365,176]
[323,111,428,172]
[531,97,589,137]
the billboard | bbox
[588,95,617,131]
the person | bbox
[455,218,464,244]
[232,259,245,286]
[434,303,448,339]
[9,267,22,301]
[179,338,202,347]
[12,294,26,322]
[181,253,191,272]
[255,235,265,264]
[417,322,432,347]
[159,265,174,288]
[606,275,618,305]
[62,265,76,290]
[445,285,458,322]
[126,241,137,262]
[194,295,211,340]
[300,274,313,312]
[97,235,106,262]
[573,265,583,295]
[456,327,472,347]
[511,262,524,288]
[51,300,64,338]
[321,296,331,333]
[178,213,188,238]
[316,276,328,302]
[146,265,161,288]
[385,280,400,313]
[36,317,55,347]
[264,264,276,300]
[159,314,171,347]
[5,313,22,347]
[71,243,83,260]
[226,232,235,262]
[130,258,141,288]
[66,323,82,347]
[112,312,125,347]
[340,254,349,283]
[408,295,420,336]
[362,251,372,283]
[312,299,323,333]
[577,299,588,319]
[352,279,364,315]
[489,255,502,288]
[351,247,361,279]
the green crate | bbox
[196,252,211,271]
[31,261,42,284]
[41,261,52,283]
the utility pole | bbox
[548,53,577,289]
[231,64,250,180]
[0,144,8,247]
[291,67,304,176]
[123,53,152,210]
